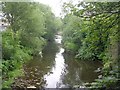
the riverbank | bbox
[10,34,102,89]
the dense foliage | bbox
[2,2,60,88]
[62,2,120,89]
[1,1,119,89]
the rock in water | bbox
[27,86,36,88]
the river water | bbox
[12,34,102,88]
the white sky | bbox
[35,0,81,17]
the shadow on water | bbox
[12,34,102,89]
[63,53,102,86]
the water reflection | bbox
[12,41,59,88]
[12,34,102,88]
[63,53,102,87]
[44,35,65,88]
[44,48,65,88]
[55,35,62,44]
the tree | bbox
[62,1,120,89]
[2,2,60,88]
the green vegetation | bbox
[62,2,120,90]
[1,1,119,89]
[2,2,61,88]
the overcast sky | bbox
[35,0,80,17]
[35,0,66,17]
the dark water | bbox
[13,34,102,88]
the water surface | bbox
[12,34,102,88]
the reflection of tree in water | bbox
[12,41,59,88]
[42,41,59,67]
[62,53,102,86]
[62,57,83,86]
[12,40,102,88]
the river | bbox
[12,34,102,89]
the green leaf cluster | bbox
[62,2,120,89]
[2,2,60,88]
